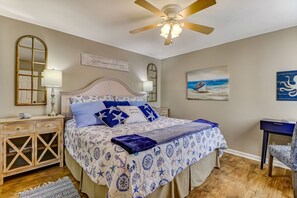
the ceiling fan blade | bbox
[178,0,216,18]
[164,25,173,45]
[135,0,165,17]
[129,24,159,34]
[183,22,214,35]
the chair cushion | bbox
[291,125,297,170]
[268,145,292,169]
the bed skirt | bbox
[65,149,219,198]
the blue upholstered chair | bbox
[268,123,297,197]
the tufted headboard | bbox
[60,77,145,120]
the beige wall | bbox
[0,16,161,118]
[161,26,297,156]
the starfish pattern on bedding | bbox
[98,170,104,177]
[146,111,155,121]
[110,164,116,173]
[112,112,125,123]
[97,112,107,120]
[159,168,165,176]
[108,106,118,114]
[133,185,140,193]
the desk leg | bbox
[261,131,269,169]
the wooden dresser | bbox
[0,115,64,185]
[153,107,169,117]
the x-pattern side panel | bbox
[5,136,33,171]
[36,132,58,163]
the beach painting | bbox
[187,66,229,100]
[277,70,297,101]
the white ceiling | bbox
[1,0,297,59]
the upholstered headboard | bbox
[60,77,145,120]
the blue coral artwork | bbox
[277,70,297,101]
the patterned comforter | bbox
[65,117,227,198]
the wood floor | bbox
[0,153,293,198]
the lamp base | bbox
[48,87,57,116]
[48,110,57,117]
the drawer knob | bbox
[16,127,21,131]
[46,124,52,127]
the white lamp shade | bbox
[43,69,62,87]
[143,81,153,92]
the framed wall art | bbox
[277,70,297,101]
[187,65,229,101]
[81,53,129,72]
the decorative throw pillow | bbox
[70,101,106,128]
[95,107,129,127]
[114,96,144,102]
[69,95,114,104]
[138,104,160,122]
[117,106,147,124]
[103,101,130,108]
[128,101,146,106]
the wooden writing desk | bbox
[260,119,295,169]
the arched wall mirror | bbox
[15,35,47,106]
[147,63,157,102]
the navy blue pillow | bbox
[95,107,129,127]
[138,104,159,122]
[103,101,130,108]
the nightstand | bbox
[0,115,64,185]
[153,107,169,117]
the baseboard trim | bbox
[224,148,290,170]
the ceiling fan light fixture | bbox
[160,22,182,39]
[131,0,216,45]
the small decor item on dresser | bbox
[19,112,32,119]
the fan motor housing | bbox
[161,4,182,18]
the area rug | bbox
[19,176,80,198]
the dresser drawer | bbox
[3,123,34,134]
[35,120,61,132]
[260,120,295,135]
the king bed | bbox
[61,77,227,198]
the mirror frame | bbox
[147,63,157,102]
[15,35,48,106]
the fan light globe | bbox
[160,23,182,39]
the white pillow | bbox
[117,106,147,124]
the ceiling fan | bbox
[130,0,216,45]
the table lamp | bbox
[143,81,153,102]
[43,69,62,116]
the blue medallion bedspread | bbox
[64,117,227,198]
[111,120,215,154]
